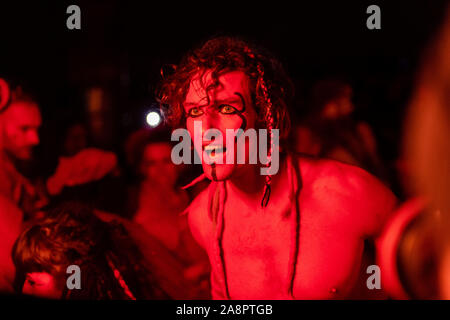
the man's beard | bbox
[4,147,34,172]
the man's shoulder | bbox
[187,184,211,214]
[184,184,213,249]
[297,155,385,196]
[295,155,397,235]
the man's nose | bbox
[201,111,221,132]
[200,113,222,141]
[28,130,40,146]
[200,114,212,134]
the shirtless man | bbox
[159,37,396,299]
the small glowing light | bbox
[146,111,161,127]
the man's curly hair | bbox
[157,36,294,144]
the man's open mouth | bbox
[204,145,227,157]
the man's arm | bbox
[351,167,398,238]
[46,148,118,196]
[0,194,23,294]
[329,161,397,299]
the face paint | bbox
[211,163,218,181]
[234,92,248,134]
[184,71,257,181]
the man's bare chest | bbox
[210,198,365,299]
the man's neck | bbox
[225,154,289,208]
[0,150,17,171]
[1,151,31,180]
[226,163,272,206]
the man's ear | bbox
[0,78,11,112]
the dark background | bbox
[0,0,448,195]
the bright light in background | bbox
[146,111,161,128]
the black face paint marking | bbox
[211,163,218,181]
[204,92,248,178]
[234,92,247,140]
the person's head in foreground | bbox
[158,36,294,202]
[12,202,169,299]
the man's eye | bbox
[219,105,237,114]
[187,107,204,117]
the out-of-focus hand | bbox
[46,148,118,196]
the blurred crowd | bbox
[0,6,449,300]
[0,83,211,298]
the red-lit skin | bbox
[185,71,397,299]
[134,142,189,250]
[0,102,40,293]
[1,101,41,160]
[0,195,22,293]
[139,143,178,189]
[133,142,210,293]
[184,71,258,182]
[0,103,117,293]
[22,272,63,299]
[47,148,118,195]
